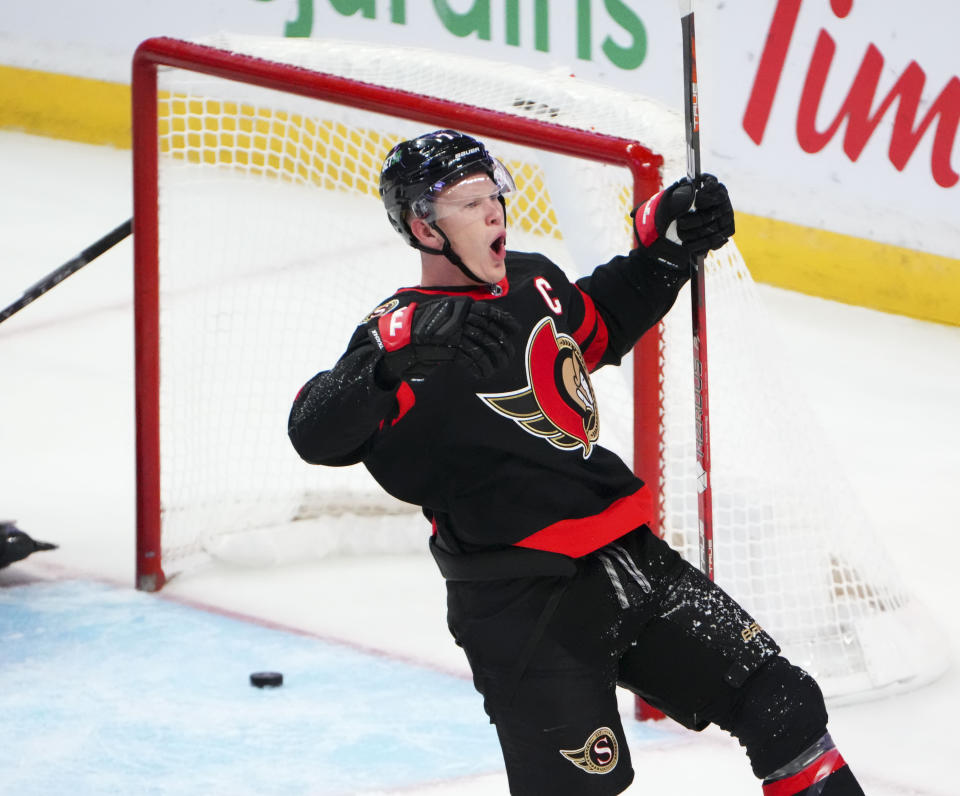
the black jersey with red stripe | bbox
[289,248,688,558]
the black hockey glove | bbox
[367,296,520,384]
[631,174,735,270]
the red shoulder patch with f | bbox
[377,302,417,352]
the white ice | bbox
[1,131,958,794]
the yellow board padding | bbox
[2,66,957,325]
[735,213,960,327]
[0,64,130,148]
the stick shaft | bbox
[0,218,132,325]
[681,8,715,581]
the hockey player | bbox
[288,130,865,795]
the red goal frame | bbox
[130,36,666,594]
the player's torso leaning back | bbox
[361,251,652,557]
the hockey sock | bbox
[761,733,865,795]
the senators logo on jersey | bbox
[361,298,400,323]
[478,317,599,458]
[558,726,619,774]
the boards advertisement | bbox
[1,1,957,321]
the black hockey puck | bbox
[250,671,283,688]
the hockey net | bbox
[131,35,946,705]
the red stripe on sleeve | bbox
[392,381,416,426]
[762,750,846,796]
[378,381,417,431]
[572,287,597,345]
[573,287,609,371]
[513,487,653,558]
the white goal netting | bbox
[134,34,947,704]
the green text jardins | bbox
[258,0,649,70]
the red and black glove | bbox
[632,174,735,270]
[368,296,520,384]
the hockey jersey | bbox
[288,249,688,560]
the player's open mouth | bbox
[490,233,507,257]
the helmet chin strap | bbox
[409,222,488,285]
[411,197,507,286]
[429,224,489,285]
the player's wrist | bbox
[631,178,695,271]
[631,174,734,268]
[366,302,419,385]
[373,352,409,389]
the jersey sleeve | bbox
[287,322,404,466]
[571,247,691,369]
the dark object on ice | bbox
[0,521,58,568]
[250,671,284,688]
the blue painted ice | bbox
[1,580,508,794]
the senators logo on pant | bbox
[478,317,599,458]
[559,726,619,774]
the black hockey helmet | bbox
[379,129,514,257]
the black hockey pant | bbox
[444,526,836,795]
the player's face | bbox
[432,174,508,284]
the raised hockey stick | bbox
[680,1,715,581]
[635,2,717,725]
[0,218,132,326]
